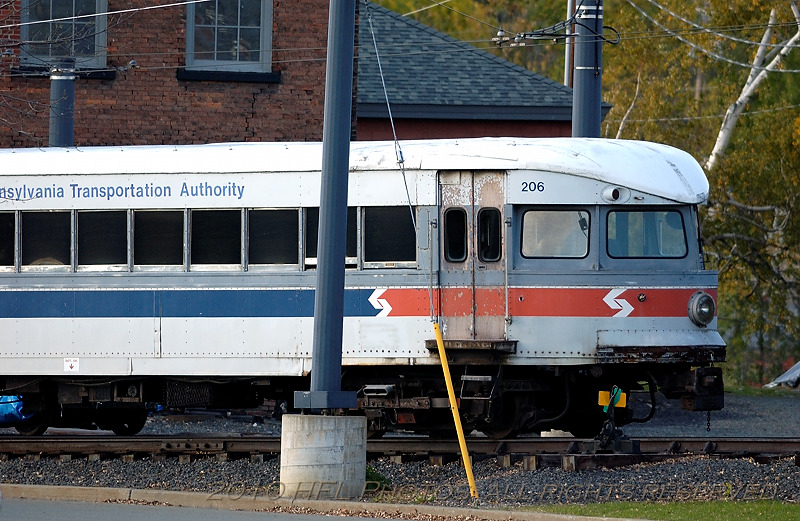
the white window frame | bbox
[186,0,272,73]
[19,0,108,70]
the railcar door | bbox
[438,171,506,341]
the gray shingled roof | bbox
[357,2,574,121]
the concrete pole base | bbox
[280,414,366,500]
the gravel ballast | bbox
[1,393,799,507]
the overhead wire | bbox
[362,0,436,323]
[604,103,800,124]
[626,0,800,72]
[641,0,795,49]
[4,2,798,73]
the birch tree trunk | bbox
[705,2,800,172]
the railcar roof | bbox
[0,137,709,204]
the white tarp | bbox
[765,360,800,388]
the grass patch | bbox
[527,500,800,521]
[725,385,799,398]
[365,465,392,489]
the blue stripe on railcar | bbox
[0,289,379,318]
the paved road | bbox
[0,498,375,521]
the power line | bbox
[626,0,800,73]
[641,0,795,49]
[605,103,800,124]
[0,0,207,30]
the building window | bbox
[186,0,272,73]
[20,0,108,69]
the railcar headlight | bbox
[688,291,716,327]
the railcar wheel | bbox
[110,411,148,436]
[14,413,49,436]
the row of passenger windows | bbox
[0,207,418,270]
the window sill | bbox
[177,69,281,83]
[12,66,116,80]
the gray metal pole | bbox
[563,0,575,87]
[49,58,76,147]
[571,0,603,138]
[294,0,357,411]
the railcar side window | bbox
[521,210,589,258]
[191,210,241,264]
[21,211,70,266]
[134,211,183,265]
[364,207,416,264]
[249,209,299,264]
[78,211,127,265]
[0,213,14,266]
[443,207,468,263]
[477,208,501,262]
[607,210,687,258]
[305,207,357,264]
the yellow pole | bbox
[433,322,478,499]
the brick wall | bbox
[0,0,337,147]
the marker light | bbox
[688,291,716,327]
[601,186,630,203]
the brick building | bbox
[0,1,577,148]
[1,0,331,147]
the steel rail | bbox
[1,435,800,459]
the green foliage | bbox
[365,465,392,489]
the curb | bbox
[0,483,652,521]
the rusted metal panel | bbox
[596,345,727,364]
[438,170,507,341]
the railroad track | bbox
[2,435,799,470]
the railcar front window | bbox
[478,208,501,262]
[607,210,687,258]
[0,213,14,266]
[191,210,241,265]
[521,210,589,258]
[22,211,70,266]
[443,207,468,263]
[78,211,126,265]
[134,211,183,265]
[364,206,416,265]
[249,209,299,264]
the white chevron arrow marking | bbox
[603,288,634,318]
[368,288,393,317]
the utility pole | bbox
[281,0,365,501]
[293,0,357,414]
[571,0,603,138]
[49,58,76,147]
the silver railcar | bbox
[0,138,725,436]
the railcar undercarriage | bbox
[2,356,724,438]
